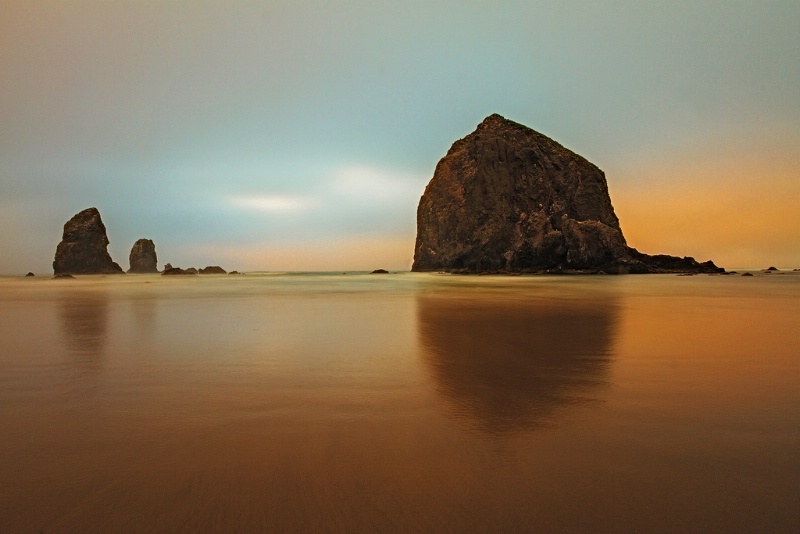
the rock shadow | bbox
[417,293,618,435]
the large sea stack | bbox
[53,208,124,275]
[412,114,723,274]
[128,238,159,273]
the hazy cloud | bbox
[229,194,320,213]
[329,165,428,203]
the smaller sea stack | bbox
[128,239,159,273]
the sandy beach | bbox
[0,272,797,532]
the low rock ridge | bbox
[412,114,723,274]
[162,267,197,275]
[199,266,227,274]
[162,265,228,275]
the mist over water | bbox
[0,273,798,533]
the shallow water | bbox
[1,272,798,533]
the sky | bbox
[1,1,798,273]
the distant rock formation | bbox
[370,269,389,274]
[412,114,723,274]
[53,208,124,275]
[162,266,197,275]
[25,272,34,277]
[128,239,159,273]
[199,266,227,274]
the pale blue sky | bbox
[1,1,798,272]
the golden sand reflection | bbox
[417,294,619,434]
[0,275,796,532]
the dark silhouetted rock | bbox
[412,114,723,274]
[766,266,778,271]
[53,273,75,279]
[742,272,754,276]
[370,269,389,274]
[199,266,227,274]
[128,239,159,273]
[53,208,124,275]
[229,271,241,275]
[162,267,197,275]
[163,263,173,271]
[25,272,34,277]
[626,251,722,274]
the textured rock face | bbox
[53,208,124,275]
[412,114,723,274]
[128,239,158,273]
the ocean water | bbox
[0,271,798,533]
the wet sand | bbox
[0,272,798,532]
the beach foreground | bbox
[0,272,798,533]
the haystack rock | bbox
[53,208,124,275]
[412,114,723,274]
[128,238,159,273]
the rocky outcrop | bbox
[370,269,389,274]
[25,272,34,277]
[128,239,159,273]
[53,208,124,275]
[412,114,723,274]
[162,267,197,275]
[199,266,226,274]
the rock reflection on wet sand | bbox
[418,294,617,434]
[59,290,110,360]
[57,291,110,400]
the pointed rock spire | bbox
[53,208,124,275]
